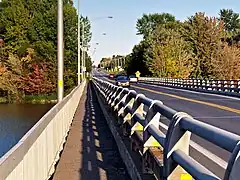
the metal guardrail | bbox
[139,77,240,97]
[92,77,240,180]
[0,81,86,180]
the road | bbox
[93,70,240,179]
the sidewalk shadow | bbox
[79,83,130,180]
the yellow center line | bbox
[100,75,240,114]
[131,85,240,115]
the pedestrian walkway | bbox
[52,83,130,180]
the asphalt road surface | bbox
[92,69,240,179]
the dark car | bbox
[115,76,130,87]
[109,74,114,79]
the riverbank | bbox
[0,94,57,104]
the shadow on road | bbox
[79,83,130,180]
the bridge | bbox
[0,69,239,180]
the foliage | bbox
[136,13,176,38]
[213,43,240,79]
[144,23,193,78]
[184,13,226,78]
[126,11,240,80]
[0,0,92,102]
[219,9,240,35]
[20,63,55,94]
[125,41,151,76]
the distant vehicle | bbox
[115,76,130,87]
[109,74,114,79]
[114,73,127,80]
[129,75,138,83]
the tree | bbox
[125,41,151,76]
[213,43,240,79]
[85,52,92,73]
[219,9,240,34]
[0,0,31,55]
[144,23,193,78]
[20,63,55,94]
[136,13,176,38]
[0,0,92,99]
[184,13,226,79]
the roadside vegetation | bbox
[101,9,240,79]
[0,0,92,103]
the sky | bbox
[74,0,240,65]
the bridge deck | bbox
[52,84,130,180]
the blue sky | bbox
[74,0,240,65]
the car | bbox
[114,73,126,80]
[109,74,114,79]
[115,76,130,87]
[129,75,138,83]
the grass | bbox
[24,93,57,104]
[0,97,8,104]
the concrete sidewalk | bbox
[52,83,130,180]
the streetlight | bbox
[57,0,64,101]
[77,0,81,85]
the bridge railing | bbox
[92,77,240,180]
[139,77,240,97]
[0,81,86,180]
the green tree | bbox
[0,0,92,100]
[219,9,240,34]
[136,13,176,38]
[144,23,193,78]
[85,52,92,73]
[184,13,225,78]
[125,41,150,76]
[0,0,31,55]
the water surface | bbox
[0,104,53,157]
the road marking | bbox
[141,82,240,101]
[131,85,240,115]
[159,122,228,169]
[98,74,240,115]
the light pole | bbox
[77,0,81,85]
[57,0,64,102]
[81,22,84,80]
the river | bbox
[0,104,53,157]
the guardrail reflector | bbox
[152,140,160,146]
[180,173,192,180]
[132,122,143,131]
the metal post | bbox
[77,0,81,85]
[57,0,64,102]
[81,21,84,80]
[83,43,86,78]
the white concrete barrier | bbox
[0,81,86,180]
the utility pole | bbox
[83,39,86,78]
[81,21,84,80]
[77,0,81,85]
[57,0,64,102]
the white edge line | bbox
[159,122,227,169]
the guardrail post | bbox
[130,94,145,152]
[131,94,145,135]
[122,96,135,136]
[164,112,193,180]
[238,80,240,93]
[230,80,234,92]
[142,100,163,174]
[112,88,125,110]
